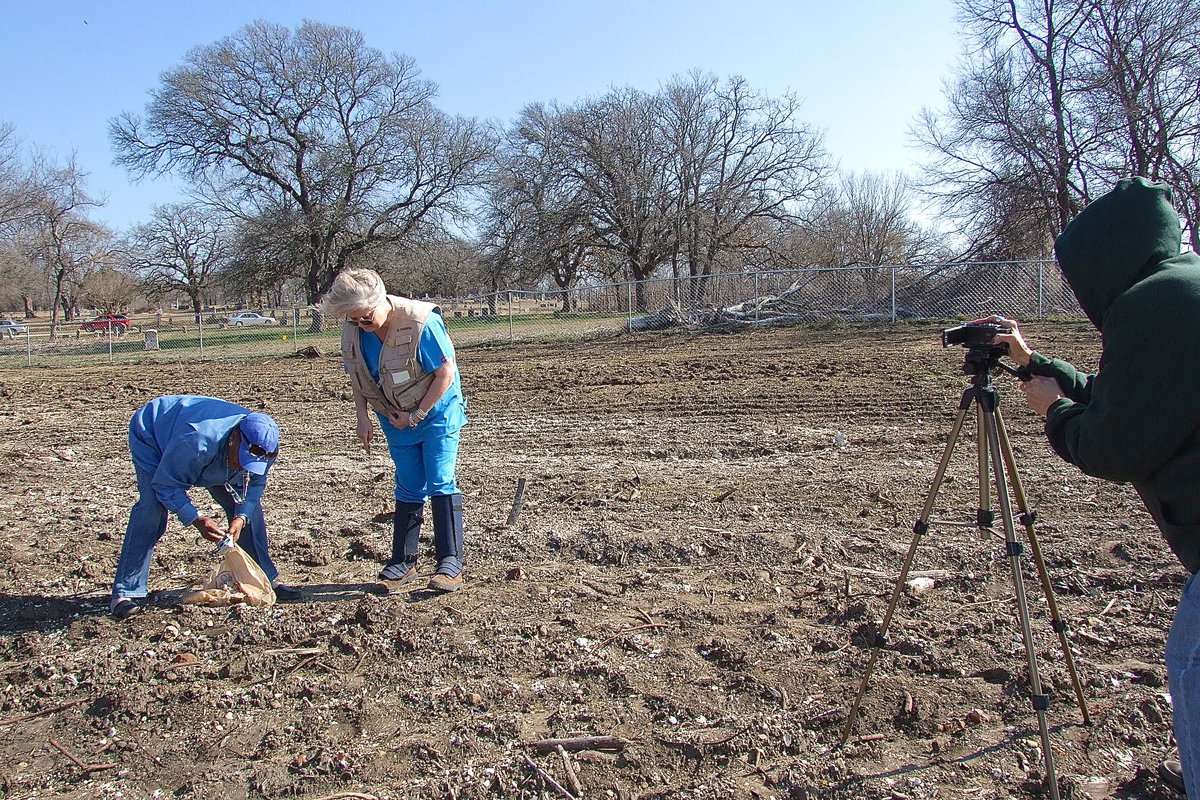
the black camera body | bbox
[941,322,1015,377]
[941,322,1006,348]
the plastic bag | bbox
[180,543,277,607]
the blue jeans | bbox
[1167,570,1200,798]
[111,465,279,602]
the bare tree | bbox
[661,72,830,292]
[111,20,495,314]
[812,172,941,308]
[81,266,141,314]
[555,88,678,312]
[486,103,598,311]
[1080,0,1200,247]
[919,0,1200,253]
[25,159,108,336]
[127,203,230,317]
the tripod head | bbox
[962,344,1010,382]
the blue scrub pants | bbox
[111,464,279,602]
[379,420,460,503]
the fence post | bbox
[292,308,299,351]
[1037,262,1045,319]
[107,324,114,363]
[24,326,31,367]
[754,272,760,322]
[627,281,634,332]
[198,314,205,360]
[508,292,515,340]
[891,267,897,323]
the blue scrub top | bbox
[360,312,467,443]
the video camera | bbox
[940,322,1029,379]
[941,322,1007,350]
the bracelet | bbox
[411,407,428,422]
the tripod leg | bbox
[994,408,1091,725]
[982,407,1061,800]
[976,404,994,532]
[839,392,974,745]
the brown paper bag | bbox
[180,544,277,607]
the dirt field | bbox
[0,321,1188,800]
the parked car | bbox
[226,312,278,326]
[0,319,28,337]
[81,313,131,333]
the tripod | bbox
[839,345,1090,800]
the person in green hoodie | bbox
[990,177,1200,797]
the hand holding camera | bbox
[969,314,1033,366]
[964,314,1062,416]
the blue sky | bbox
[0,0,961,233]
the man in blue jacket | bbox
[110,395,300,619]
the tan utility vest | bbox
[341,295,440,416]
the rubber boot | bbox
[428,493,465,592]
[378,500,423,593]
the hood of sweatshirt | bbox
[1053,177,1182,329]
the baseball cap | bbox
[237,413,280,475]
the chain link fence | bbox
[0,261,1080,368]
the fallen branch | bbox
[556,745,584,797]
[596,623,668,649]
[520,752,577,800]
[0,699,87,727]
[311,793,379,800]
[48,738,115,773]
[526,735,629,754]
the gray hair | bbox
[320,269,388,318]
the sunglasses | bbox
[347,311,376,326]
[247,442,278,459]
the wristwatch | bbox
[409,408,427,427]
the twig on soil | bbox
[556,745,584,797]
[959,595,1015,610]
[0,699,87,727]
[635,608,655,625]
[310,793,379,800]
[805,707,845,726]
[711,487,737,502]
[527,736,629,754]
[263,647,324,656]
[596,622,668,649]
[506,477,528,527]
[696,722,756,747]
[48,738,115,773]
[581,579,621,597]
[162,656,203,672]
[521,752,577,800]
[1073,629,1113,647]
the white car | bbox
[226,312,278,326]
[0,319,28,337]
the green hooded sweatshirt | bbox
[1030,177,1200,573]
